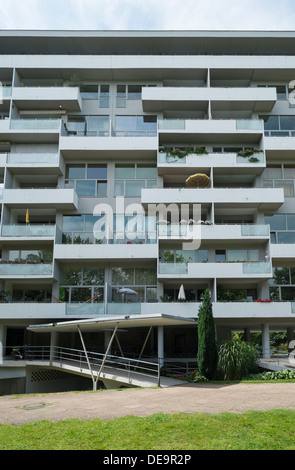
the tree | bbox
[197,289,218,379]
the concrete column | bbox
[0,324,7,363]
[262,323,270,359]
[158,326,164,368]
[287,328,294,351]
[50,330,58,363]
[244,328,251,343]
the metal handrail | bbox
[9,345,162,384]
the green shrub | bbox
[218,337,259,380]
[246,369,295,381]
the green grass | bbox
[0,410,295,450]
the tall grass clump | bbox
[218,336,259,380]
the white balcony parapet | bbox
[12,86,82,111]
[142,187,284,209]
[3,188,78,209]
[158,224,270,240]
[2,225,56,238]
[7,153,59,165]
[158,118,264,133]
[158,261,272,278]
[0,263,53,276]
[10,119,61,130]
[143,87,276,113]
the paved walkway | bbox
[1,382,295,425]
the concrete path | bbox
[0,382,295,425]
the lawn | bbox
[0,409,294,450]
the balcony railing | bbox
[0,263,53,276]
[236,119,263,130]
[10,119,61,130]
[2,225,56,238]
[62,231,157,245]
[241,225,269,236]
[242,261,271,274]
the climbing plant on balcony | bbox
[197,288,218,380]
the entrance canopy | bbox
[27,313,196,334]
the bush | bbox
[218,337,259,380]
[246,369,295,381]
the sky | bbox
[0,0,294,31]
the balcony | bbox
[0,262,53,278]
[0,119,62,143]
[0,300,293,322]
[142,86,276,113]
[12,86,82,111]
[3,188,78,210]
[158,119,264,144]
[158,224,270,242]
[59,135,157,159]
[141,301,295,320]
[158,261,272,279]
[158,149,265,176]
[6,153,62,175]
[142,187,284,210]
[1,224,56,238]
[54,242,158,261]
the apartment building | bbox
[1,30,295,393]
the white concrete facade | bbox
[1,30,295,391]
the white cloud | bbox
[0,0,294,30]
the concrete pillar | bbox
[287,328,294,351]
[158,326,164,368]
[262,324,270,359]
[50,330,58,363]
[244,328,251,343]
[0,324,7,363]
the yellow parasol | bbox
[185,173,210,188]
[26,209,30,224]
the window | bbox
[60,267,105,303]
[264,213,295,244]
[269,266,295,301]
[111,266,157,303]
[65,163,107,197]
[116,85,143,107]
[66,115,109,136]
[114,163,157,196]
[115,115,157,136]
[62,214,106,244]
[261,164,295,197]
[80,85,98,99]
[260,115,295,136]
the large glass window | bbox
[80,85,98,99]
[269,266,295,301]
[111,266,157,303]
[115,115,157,136]
[62,214,106,244]
[66,115,109,136]
[261,164,295,197]
[59,267,105,303]
[65,163,107,197]
[265,213,295,243]
[114,163,157,196]
[261,115,295,136]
